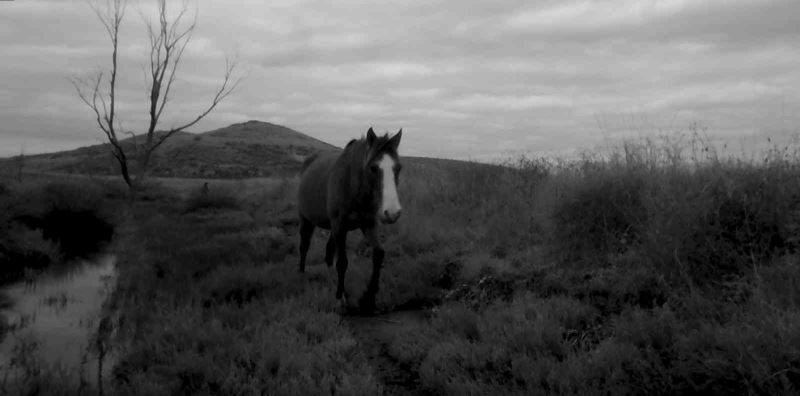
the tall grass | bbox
[385,132,800,395]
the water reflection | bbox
[0,255,116,376]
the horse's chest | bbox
[344,210,373,229]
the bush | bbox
[682,168,798,282]
[548,146,800,290]
[0,224,61,284]
[552,167,647,262]
[0,180,116,284]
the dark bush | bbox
[1,181,115,279]
[33,182,114,259]
[552,168,646,262]
[682,169,797,283]
[0,225,61,284]
[39,209,113,259]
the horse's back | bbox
[298,151,338,229]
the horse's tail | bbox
[300,152,320,174]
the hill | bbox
[7,121,339,178]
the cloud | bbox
[1,0,799,159]
[448,94,573,111]
[387,88,443,100]
[506,0,693,32]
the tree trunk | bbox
[136,149,153,186]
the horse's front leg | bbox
[332,223,349,305]
[359,225,384,314]
[298,216,315,273]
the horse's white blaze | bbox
[378,154,402,219]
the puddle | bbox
[0,254,117,383]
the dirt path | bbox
[345,310,429,396]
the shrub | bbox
[0,180,115,281]
[684,168,797,282]
[0,224,61,284]
[553,167,647,260]
[637,165,800,287]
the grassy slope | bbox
[2,121,338,179]
[4,133,800,395]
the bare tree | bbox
[72,0,239,191]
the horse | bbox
[297,127,403,312]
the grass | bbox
[103,182,385,395]
[380,133,800,395]
[4,130,800,395]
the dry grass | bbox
[382,132,800,395]
[4,130,800,395]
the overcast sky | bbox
[1,0,798,160]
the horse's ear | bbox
[387,129,402,151]
[366,127,377,146]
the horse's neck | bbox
[334,146,365,199]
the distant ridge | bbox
[6,121,340,179]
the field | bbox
[2,132,800,395]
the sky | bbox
[1,0,799,161]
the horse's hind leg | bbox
[298,216,315,273]
[332,222,349,302]
[325,235,336,267]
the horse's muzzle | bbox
[381,209,402,224]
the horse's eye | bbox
[369,164,380,173]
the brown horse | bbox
[297,127,403,312]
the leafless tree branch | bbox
[73,0,241,191]
[143,0,239,157]
[151,57,240,151]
